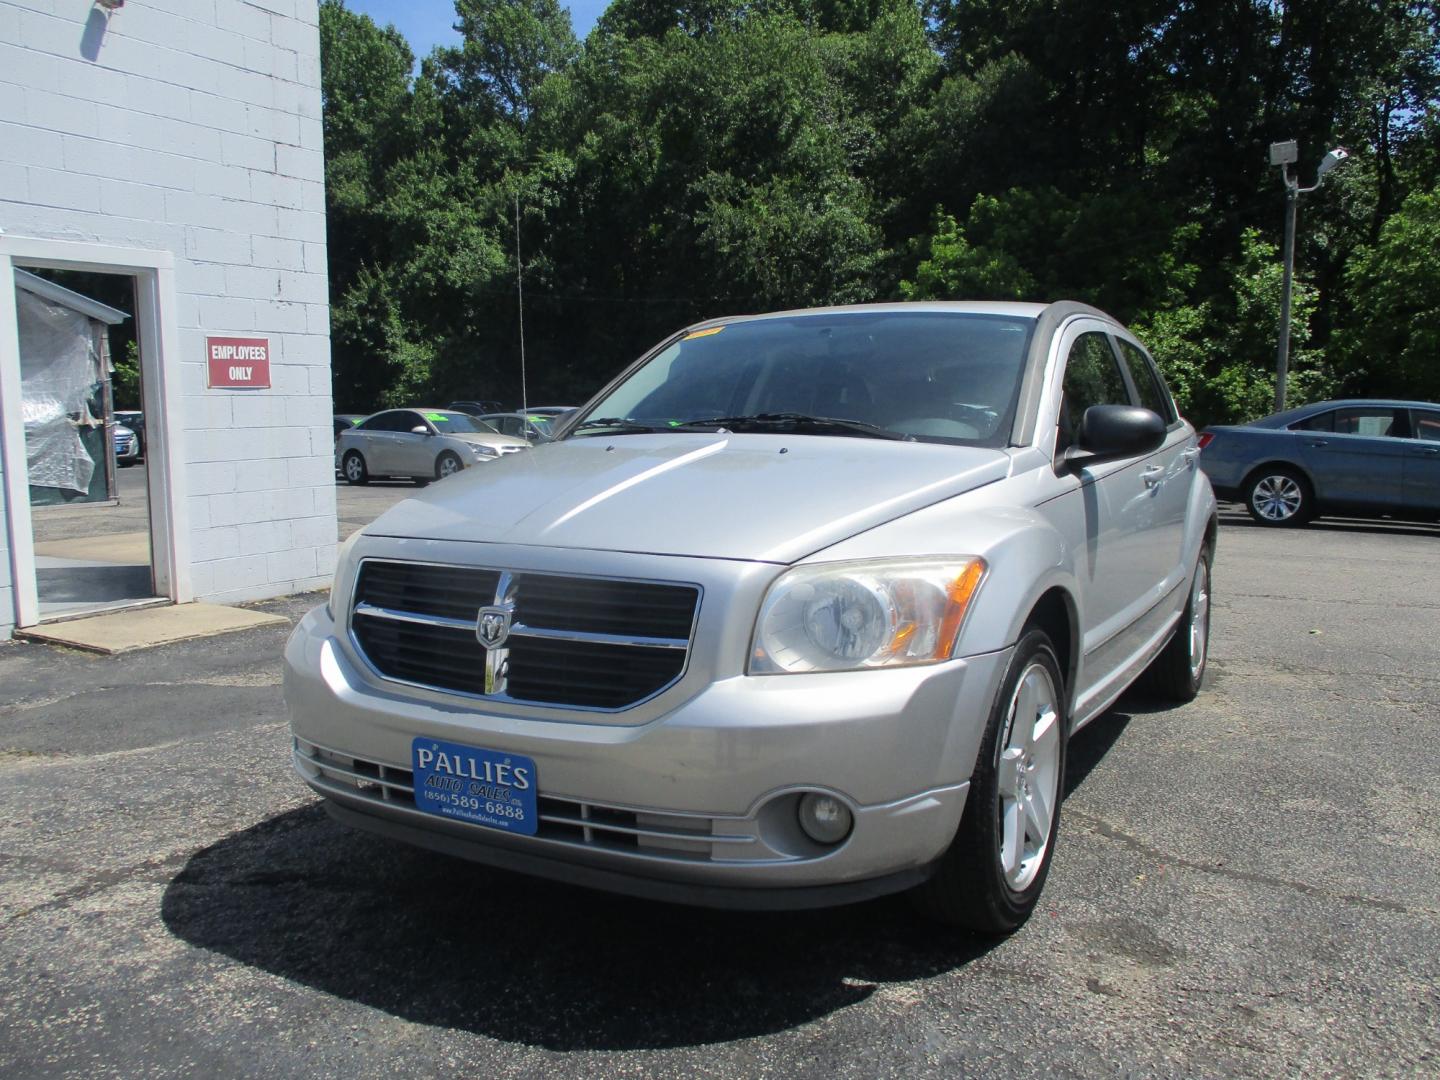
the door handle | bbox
[1306,439,1328,447]
[1142,465,1164,489]
[1415,447,1440,455]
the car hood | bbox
[364,432,1011,563]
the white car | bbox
[289,302,1216,933]
[336,408,528,485]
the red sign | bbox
[206,336,271,389]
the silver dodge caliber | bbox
[285,301,1217,934]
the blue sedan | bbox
[1199,399,1440,526]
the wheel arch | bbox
[1019,587,1079,716]
[1240,458,1316,499]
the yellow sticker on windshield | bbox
[683,326,725,340]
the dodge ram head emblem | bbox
[476,606,512,649]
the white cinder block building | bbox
[0,0,336,637]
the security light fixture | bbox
[1268,140,1298,167]
[95,0,124,10]
[1316,147,1349,179]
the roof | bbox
[13,269,129,325]
[1251,398,1440,427]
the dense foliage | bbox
[319,0,1440,424]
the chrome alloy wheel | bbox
[997,663,1062,892]
[1188,557,1211,683]
[344,454,364,481]
[437,454,462,478]
[1251,474,1303,521]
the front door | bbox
[1403,407,1440,513]
[393,410,433,475]
[1053,325,1163,658]
[1296,405,1407,511]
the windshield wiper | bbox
[571,417,669,435]
[672,413,911,441]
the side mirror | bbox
[1065,405,1165,466]
[410,425,431,435]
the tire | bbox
[1142,546,1211,702]
[1244,466,1312,526]
[911,628,1068,934]
[341,450,369,486]
[435,451,464,480]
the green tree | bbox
[1334,186,1440,400]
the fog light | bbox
[797,792,853,845]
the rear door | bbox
[354,410,404,474]
[1402,407,1440,512]
[1295,406,1407,510]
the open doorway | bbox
[13,267,162,621]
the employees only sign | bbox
[206,336,271,389]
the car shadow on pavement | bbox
[161,803,1000,1050]
[1217,506,1439,538]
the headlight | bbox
[749,557,986,674]
[469,443,499,458]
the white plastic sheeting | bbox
[16,288,101,494]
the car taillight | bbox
[1196,432,1215,450]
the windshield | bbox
[572,311,1035,447]
[427,411,497,435]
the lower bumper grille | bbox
[294,737,750,862]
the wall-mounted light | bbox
[95,0,124,11]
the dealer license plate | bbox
[411,737,538,836]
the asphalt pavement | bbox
[0,508,1436,1077]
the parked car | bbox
[113,423,141,467]
[1199,399,1440,526]
[114,410,145,459]
[447,400,505,417]
[288,301,1216,934]
[475,412,560,443]
[336,408,529,485]
[523,405,578,416]
[334,413,365,440]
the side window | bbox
[359,411,400,432]
[1332,407,1401,437]
[396,411,427,434]
[1059,331,1131,451]
[1412,410,1440,442]
[1290,411,1334,433]
[1116,338,1176,423]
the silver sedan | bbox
[336,408,529,485]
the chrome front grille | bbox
[349,559,700,711]
[294,737,752,862]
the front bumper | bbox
[285,602,1011,907]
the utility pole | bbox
[1268,140,1349,413]
[515,190,527,414]
[1275,180,1298,414]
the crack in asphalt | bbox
[1225,592,1440,609]
[1210,660,1440,685]
[0,848,194,924]
[1066,810,1422,916]
[0,674,282,716]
